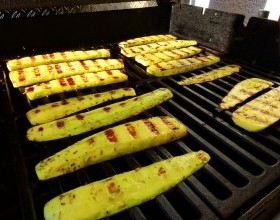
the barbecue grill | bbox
[1,1,280,219]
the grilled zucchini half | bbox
[135,46,202,66]
[6,49,110,71]
[24,70,128,100]
[232,86,280,132]
[119,34,177,48]
[44,150,210,220]
[121,40,197,58]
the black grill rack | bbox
[1,41,280,220]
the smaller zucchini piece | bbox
[26,88,136,125]
[121,40,197,58]
[178,65,240,86]
[10,59,124,87]
[135,46,202,66]
[44,150,210,220]
[119,34,177,48]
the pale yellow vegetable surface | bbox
[121,40,197,57]
[26,88,136,125]
[44,150,210,220]
[219,78,273,110]
[135,46,202,66]
[35,116,187,180]
[24,70,128,100]
[147,55,220,77]
[6,49,110,71]
[119,34,177,48]
[27,88,173,141]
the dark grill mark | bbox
[51,103,59,107]
[80,61,89,70]
[66,77,75,86]
[239,88,254,96]
[25,86,34,93]
[30,56,36,62]
[57,121,65,128]
[76,114,84,120]
[160,117,179,131]
[67,62,75,71]
[38,127,43,132]
[125,123,136,138]
[87,137,95,145]
[61,52,67,60]
[47,65,53,71]
[155,63,164,71]
[107,182,120,194]
[81,75,89,83]
[228,95,243,102]
[107,70,113,75]
[35,109,40,113]
[158,167,166,176]
[34,67,40,77]
[55,64,62,74]
[42,54,48,60]
[77,96,85,101]
[59,78,67,86]
[103,107,111,112]
[105,129,117,142]
[18,69,25,82]
[143,119,159,135]
[49,53,55,59]
[196,57,208,62]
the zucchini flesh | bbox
[26,88,136,125]
[121,40,197,58]
[9,59,124,87]
[35,116,187,180]
[27,88,173,141]
[178,64,240,86]
[6,49,110,71]
[24,70,128,100]
[44,150,210,220]
[219,78,273,110]
[147,55,220,77]
[232,86,280,132]
[135,46,202,66]
[119,34,177,48]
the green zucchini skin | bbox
[44,150,210,220]
[27,88,173,142]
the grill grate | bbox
[1,42,280,220]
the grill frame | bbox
[1,2,280,220]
